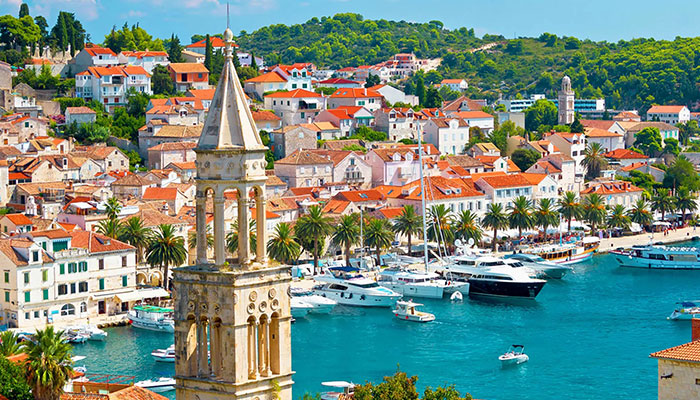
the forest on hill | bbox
[228,13,700,112]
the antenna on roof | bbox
[226,2,230,30]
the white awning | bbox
[115,288,170,302]
[90,293,119,300]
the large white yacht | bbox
[611,244,700,269]
[377,267,469,299]
[313,267,401,307]
[432,255,547,299]
[503,253,573,279]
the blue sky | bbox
[1,0,699,45]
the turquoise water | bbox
[72,249,700,400]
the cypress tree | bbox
[251,51,258,70]
[204,34,213,72]
[18,3,29,18]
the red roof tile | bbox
[604,148,649,160]
[650,340,700,363]
[4,213,32,226]
[69,231,135,253]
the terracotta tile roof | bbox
[121,50,168,59]
[147,142,197,152]
[166,161,196,170]
[375,207,405,219]
[580,181,643,195]
[442,96,486,112]
[650,340,700,363]
[276,150,333,166]
[300,122,339,132]
[266,174,287,187]
[9,172,30,181]
[4,213,33,225]
[84,46,116,57]
[520,173,548,185]
[306,149,355,166]
[620,162,663,173]
[473,142,500,152]
[122,208,186,227]
[120,66,150,77]
[603,148,649,160]
[323,139,362,151]
[151,125,202,138]
[186,36,234,49]
[31,229,72,239]
[265,89,321,98]
[330,88,382,98]
[146,104,196,116]
[168,63,209,74]
[477,173,533,189]
[186,88,216,100]
[585,128,622,138]
[453,111,493,119]
[252,110,281,121]
[250,208,281,219]
[112,174,156,187]
[647,105,687,114]
[73,145,123,161]
[531,160,562,174]
[580,119,617,130]
[445,155,484,168]
[69,231,134,253]
[415,108,445,119]
[66,106,96,115]
[614,111,640,120]
[319,78,361,85]
[86,66,126,78]
[322,199,351,214]
[143,187,179,201]
[335,189,384,203]
[429,117,469,128]
[441,79,466,84]
[626,121,679,132]
[245,71,286,83]
[0,238,39,265]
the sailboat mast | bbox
[418,128,429,272]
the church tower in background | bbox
[172,26,294,400]
[558,75,575,125]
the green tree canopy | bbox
[511,148,540,171]
[524,99,558,132]
[634,127,663,157]
[103,22,165,52]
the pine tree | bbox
[250,51,258,70]
[204,34,213,72]
[168,34,183,63]
[415,75,426,106]
[18,3,29,18]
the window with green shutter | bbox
[59,264,65,274]
[53,240,68,252]
[99,278,104,290]
[4,291,9,302]
[69,263,77,273]
[122,276,128,287]
[23,272,29,284]
[43,289,48,300]
[24,291,30,303]
[42,270,48,282]
[80,262,88,272]
[3,271,8,283]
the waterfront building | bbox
[173,27,293,400]
[650,319,700,400]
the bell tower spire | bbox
[173,22,293,400]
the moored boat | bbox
[612,244,700,269]
[290,288,338,314]
[151,344,176,362]
[320,381,355,400]
[392,300,435,322]
[522,237,599,265]
[503,253,573,279]
[313,267,401,307]
[128,305,175,333]
[290,297,314,318]
[668,301,700,320]
[135,377,175,392]
[499,344,529,366]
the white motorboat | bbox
[450,291,463,302]
[522,237,599,265]
[85,325,108,341]
[290,288,337,314]
[63,330,89,344]
[135,377,175,392]
[320,381,355,400]
[128,305,175,333]
[499,344,529,366]
[151,344,176,362]
[503,253,573,279]
[612,244,700,269]
[393,300,435,322]
[290,297,314,318]
[668,301,700,320]
[313,267,401,307]
[378,267,445,299]
[434,255,546,299]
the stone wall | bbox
[657,359,700,400]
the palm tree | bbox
[675,188,698,224]
[0,330,22,356]
[118,217,152,263]
[189,225,214,250]
[391,205,422,253]
[558,191,583,233]
[331,214,360,267]
[482,203,509,251]
[582,142,608,180]
[96,218,124,239]
[454,210,483,243]
[146,224,187,289]
[651,188,675,221]
[507,196,533,238]
[104,197,122,220]
[364,218,394,266]
[225,220,257,256]
[628,198,653,228]
[23,326,73,400]
[583,194,607,233]
[267,223,301,264]
[533,198,559,238]
[295,205,333,274]
[427,204,455,247]
[607,204,631,231]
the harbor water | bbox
[72,248,699,400]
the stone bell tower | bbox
[172,26,294,400]
[558,75,575,125]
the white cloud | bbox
[121,9,145,18]
[0,0,22,9]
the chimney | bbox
[693,318,700,341]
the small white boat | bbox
[151,344,176,362]
[392,300,435,323]
[128,305,175,333]
[499,344,529,366]
[290,288,338,314]
[85,325,108,341]
[450,291,463,302]
[668,301,700,320]
[63,330,89,344]
[135,377,176,392]
[291,297,314,318]
[320,381,355,400]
